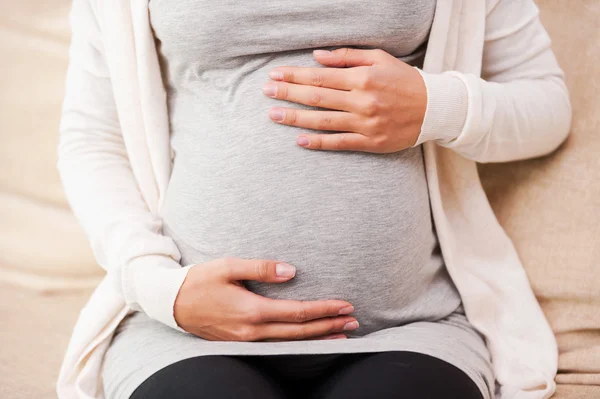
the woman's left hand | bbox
[262,47,427,153]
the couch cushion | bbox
[0,282,94,399]
[0,0,102,290]
[554,385,600,399]
[479,0,600,386]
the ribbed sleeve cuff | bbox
[123,255,195,334]
[412,68,469,147]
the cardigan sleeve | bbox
[412,0,572,163]
[56,0,193,333]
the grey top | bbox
[101,1,495,398]
[156,0,453,338]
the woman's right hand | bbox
[174,257,359,341]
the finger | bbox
[255,297,355,323]
[222,257,297,283]
[297,132,378,152]
[314,47,388,68]
[308,333,348,340]
[269,66,358,91]
[263,333,347,342]
[268,107,362,133]
[262,81,363,113]
[254,316,359,341]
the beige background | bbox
[0,2,102,291]
[0,0,598,398]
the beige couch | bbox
[0,1,598,398]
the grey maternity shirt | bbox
[101,1,495,398]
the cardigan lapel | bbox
[421,0,455,74]
[100,0,161,215]
[131,0,173,213]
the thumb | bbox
[312,47,386,67]
[223,258,297,283]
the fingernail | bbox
[269,108,286,122]
[269,70,284,80]
[338,306,354,315]
[297,136,310,146]
[314,49,332,57]
[276,263,296,277]
[262,83,277,97]
[343,321,359,331]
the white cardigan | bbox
[56,0,572,398]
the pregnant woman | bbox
[56,1,571,399]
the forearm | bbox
[412,0,572,163]
[57,79,192,332]
[57,0,192,332]
[414,70,571,163]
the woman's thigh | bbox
[309,351,485,399]
[129,355,288,399]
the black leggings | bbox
[129,350,484,399]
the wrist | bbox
[124,254,195,333]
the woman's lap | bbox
[308,351,484,399]
[129,354,288,399]
[129,351,484,399]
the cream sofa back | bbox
[0,1,102,291]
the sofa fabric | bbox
[0,1,102,291]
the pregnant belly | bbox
[161,139,460,336]
[160,58,460,334]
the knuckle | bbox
[285,70,295,82]
[293,326,307,340]
[288,109,298,125]
[334,319,347,332]
[235,325,256,341]
[357,69,374,90]
[327,302,340,316]
[309,71,326,87]
[278,84,289,99]
[361,96,381,117]
[334,304,347,316]
[328,321,340,334]
[363,115,381,132]
[308,90,324,106]
[244,304,264,324]
[373,134,387,146]
[311,137,323,150]
[255,260,271,281]
[293,304,309,322]
[316,114,333,130]
[332,135,347,151]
